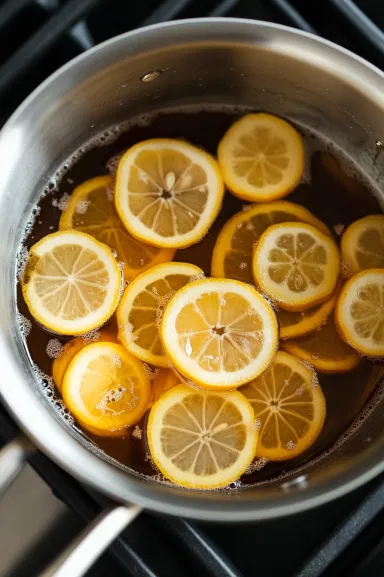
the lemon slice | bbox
[341,214,384,276]
[161,278,278,389]
[240,351,326,460]
[253,222,340,311]
[52,329,118,392]
[147,384,257,489]
[22,231,121,335]
[59,176,174,280]
[62,342,151,431]
[117,262,204,367]
[217,113,304,202]
[115,138,224,249]
[336,269,384,357]
[282,313,360,373]
[278,290,338,340]
[150,369,180,407]
[211,201,331,283]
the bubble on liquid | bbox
[340,257,353,279]
[46,339,64,359]
[190,273,205,282]
[295,385,305,396]
[75,200,89,214]
[81,328,101,343]
[143,363,160,381]
[333,223,345,236]
[242,204,251,212]
[106,151,125,176]
[132,425,142,440]
[254,418,261,431]
[16,246,29,281]
[16,311,32,338]
[239,262,247,270]
[52,193,70,211]
[245,457,268,474]
[112,355,122,368]
[286,440,295,451]
[67,178,74,185]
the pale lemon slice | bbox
[217,113,304,202]
[62,342,151,431]
[22,231,121,335]
[211,201,331,283]
[147,384,257,489]
[282,313,360,373]
[253,222,340,311]
[341,214,384,276]
[52,328,119,392]
[336,269,384,357]
[150,369,180,407]
[161,278,278,389]
[59,175,174,280]
[115,139,224,249]
[117,262,204,367]
[240,351,326,460]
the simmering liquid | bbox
[16,109,384,488]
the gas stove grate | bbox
[1,1,384,576]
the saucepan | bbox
[0,18,384,577]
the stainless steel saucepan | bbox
[0,17,384,577]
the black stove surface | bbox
[1,1,384,576]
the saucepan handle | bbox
[39,504,142,577]
[0,435,36,497]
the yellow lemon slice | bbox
[336,269,384,357]
[161,278,278,389]
[150,369,180,407]
[278,289,338,340]
[253,222,340,311]
[282,313,360,373]
[240,351,326,460]
[211,201,331,283]
[147,384,257,489]
[217,113,304,202]
[59,176,174,280]
[117,262,204,367]
[22,230,121,335]
[115,138,224,249]
[62,342,151,431]
[341,214,384,276]
[52,329,119,392]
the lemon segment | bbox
[335,269,384,357]
[117,262,204,367]
[341,214,384,276]
[62,342,151,431]
[211,201,332,283]
[253,222,340,312]
[217,113,304,202]
[147,384,257,489]
[161,278,278,389]
[278,289,338,340]
[115,138,224,248]
[240,351,326,460]
[59,175,174,280]
[282,313,360,373]
[22,230,121,335]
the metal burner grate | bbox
[0,1,384,576]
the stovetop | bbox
[1,1,384,576]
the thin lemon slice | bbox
[161,278,278,389]
[278,289,338,340]
[150,369,180,407]
[282,313,360,373]
[253,222,340,311]
[336,269,384,357]
[22,231,121,335]
[147,384,257,489]
[341,214,384,276]
[115,138,224,249]
[117,262,204,367]
[211,201,331,283]
[59,175,174,280]
[62,342,151,431]
[217,113,304,202]
[52,329,119,392]
[240,351,326,460]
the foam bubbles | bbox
[16,246,29,282]
[16,311,32,338]
[46,339,64,359]
[132,425,142,440]
[52,193,70,211]
[75,200,89,214]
